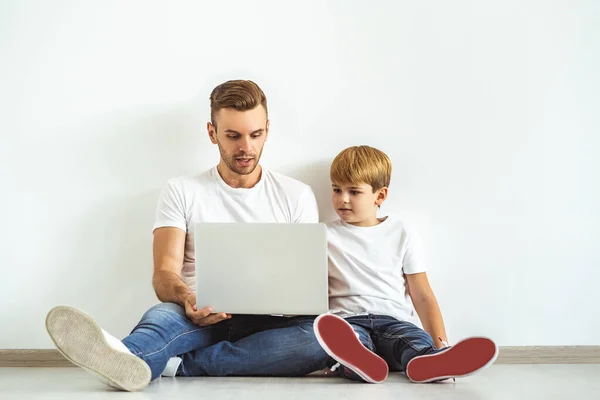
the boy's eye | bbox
[333,188,341,193]
[350,190,361,195]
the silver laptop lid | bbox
[194,223,328,315]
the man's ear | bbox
[375,187,388,207]
[207,122,218,144]
[265,119,270,141]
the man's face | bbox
[208,106,269,175]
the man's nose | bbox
[238,136,252,152]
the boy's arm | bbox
[406,272,448,349]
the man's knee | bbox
[141,302,186,322]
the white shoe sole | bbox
[45,306,151,391]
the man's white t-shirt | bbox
[153,166,319,292]
[326,215,427,326]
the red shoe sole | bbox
[406,337,498,383]
[314,314,388,383]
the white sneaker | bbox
[45,305,151,391]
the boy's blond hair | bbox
[330,145,392,192]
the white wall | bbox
[1,0,599,348]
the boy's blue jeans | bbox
[340,314,441,381]
[121,303,333,380]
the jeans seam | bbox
[134,326,216,358]
[380,331,423,352]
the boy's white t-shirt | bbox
[152,166,319,292]
[326,215,426,326]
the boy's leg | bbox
[372,316,498,383]
[371,316,439,373]
[313,314,389,383]
[176,316,336,377]
[46,303,230,391]
[330,322,380,382]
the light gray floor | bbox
[1,365,599,400]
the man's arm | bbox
[152,227,191,305]
[405,272,448,348]
[152,227,230,325]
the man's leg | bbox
[122,302,231,380]
[176,316,335,377]
[46,303,230,390]
[372,316,498,383]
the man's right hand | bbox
[152,227,232,326]
[183,293,231,326]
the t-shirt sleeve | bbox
[152,179,187,232]
[293,186,320,223]
[402,232,427,275]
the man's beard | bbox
[217,142,263,176]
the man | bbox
[45,80,333,391]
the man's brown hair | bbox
[330,145,392,192]
[209,80,268,127]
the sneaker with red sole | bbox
[406,337,498,383]
[313,313,389,383]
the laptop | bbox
[194,222,329,316]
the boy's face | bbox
[331,182,388,226]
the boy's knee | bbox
[353,327,375,351]
[410,331,436,351]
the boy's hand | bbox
[183,293,231,326]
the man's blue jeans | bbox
[121,303,333,380]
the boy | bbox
[313,145,498,383]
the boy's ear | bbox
[375,187,388,207]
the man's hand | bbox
[183,293,231,326]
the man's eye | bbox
[228,136,239,140]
